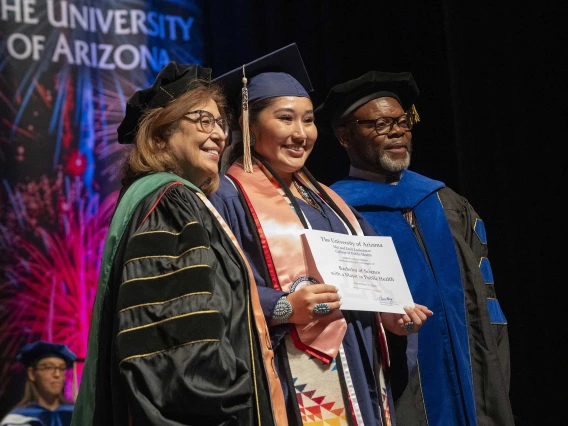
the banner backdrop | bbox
[0,0,204,410]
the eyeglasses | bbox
[343,113,413,135]
[35,364,67,374]
[185,110,229,137]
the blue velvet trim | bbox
[480,257,494,284]
[474,218,487,244]
[12,404,74,426]
[331,170,444,209]
[487,299,507,324]
[332,172,478,426]
[415,194,477,425]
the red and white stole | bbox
[227,160,363,363]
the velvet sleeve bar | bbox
[115,184,254,426]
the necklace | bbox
[293,180,323,212]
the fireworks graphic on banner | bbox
[0,174,118,399]
[0,0,205,407]
[0,66,127,397]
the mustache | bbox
[384,141,411,152]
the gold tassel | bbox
[72,361,78,402]
[409,104,420,127]
[241,65,253,173]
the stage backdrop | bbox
[0,0,205,413]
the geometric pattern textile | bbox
[286,338,349,425]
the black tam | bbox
[117,62,212,144]
[315,71,419,134]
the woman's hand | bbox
[381,303,433,336]
[286,284,341,325]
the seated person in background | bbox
[0,341,76,426]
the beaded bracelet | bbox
[273,295,293,324]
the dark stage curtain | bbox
[204,1,565,425]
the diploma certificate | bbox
[301,229,414,314]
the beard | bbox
[351,136,412,174]
[378,147,411,173]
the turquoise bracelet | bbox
[273,296,293,324]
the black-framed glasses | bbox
[35,364,67,374]
[344,113,413,135]
[185,110,229,137]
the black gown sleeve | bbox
[440,187,513,424]
[115,184,253,426]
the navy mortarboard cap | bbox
[213,43,313,172]
[315,71,420,135]
[117,62,212,144]
[16,341,77,368]
[214,43,312,109]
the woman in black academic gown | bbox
[71,63,287,426]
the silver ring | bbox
[403,321,415,333]
[314,303,331,315]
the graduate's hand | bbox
[286,284,341,325]
[381,303,433,336]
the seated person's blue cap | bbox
[213,43,313,111]
[16,341,77,368]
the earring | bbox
[250,134,256,146]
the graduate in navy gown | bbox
[210,44,433,426]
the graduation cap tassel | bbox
[409,104,420,126]
[241,65,253,173]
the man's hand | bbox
[381,304,433,336]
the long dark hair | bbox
[225,95,356,234]
[225,97,278,166]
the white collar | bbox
[348,165,399,185]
